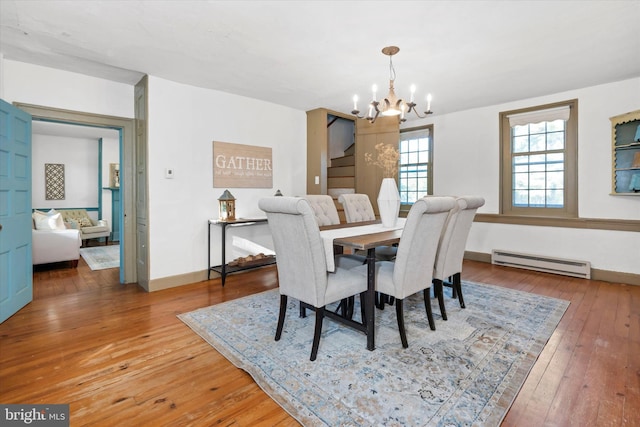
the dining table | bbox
[319,218,406,351]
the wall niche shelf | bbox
[611,109,640,196]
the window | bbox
[399,126,433,205]
[500,100,578,217]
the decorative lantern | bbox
[218,189,236,221]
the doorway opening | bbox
[31,119,122,275]
[15,102,137,284]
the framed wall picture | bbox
[213,141,273,188]
[45,163,65,200]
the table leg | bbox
[207,221,211,280]
[366,247,376,351]
[221,223,227,286]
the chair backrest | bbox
[59,209,95,227]
[301,195,340,226]
[392,196,456,299]
[338,193,376,223]
[259,197,328,306]
[433,196,485,280]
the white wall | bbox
[32,134,99,211]
[2,60,134,117]
[328,118,355,162]
[146,76,306,281]
[408,77,640,275]
[31,133,119,225]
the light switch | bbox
[315,176,319,185]
[165,168,174,179]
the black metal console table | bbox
[207,218,275,286]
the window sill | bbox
[474,214,640,232]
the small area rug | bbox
[179,282,569,426]
[79,245,119,270]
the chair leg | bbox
[310,307,325,361]
[433,280,447,321]
[359,291,367,325]
[454,273,465,308]
[422,289,436,331]
[450,275,457,298]
[376,293,394,310]
[347,296,355,319]
[395,298,408,348]
[334,297,354,319]
[334,299,345,315]
[299,302,306,318]
[275,295,288,341]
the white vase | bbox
[377,178,401,228]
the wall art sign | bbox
[213,141,273,188]
[45,163,65,200]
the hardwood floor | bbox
[1,258,638,426]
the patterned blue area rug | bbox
[179,282,569,426]
[79,245,119,270]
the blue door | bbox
[0,99,32,323]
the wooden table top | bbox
[332,229,402,251]
[320,220,402,251]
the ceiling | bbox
[1,1,639,120]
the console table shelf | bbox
[207,218,275,286]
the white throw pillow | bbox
[33,210,66,231]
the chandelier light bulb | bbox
[426,93,433,112]
[410,85,416,103]
[372,84,378,101]
[353,95,358,111]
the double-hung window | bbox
[500,100,578,217]
[398,126,433,205]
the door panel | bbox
[0,99,33,323]
[134,77,149,290]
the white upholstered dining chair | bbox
[338,193,376,223]
[301,194,340,226]
[302,194,365,318]
[432,196,485,318]
[338,193,397,262]
[354,196,456,348]
[258,196,367,361]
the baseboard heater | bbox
[491,249,591,279]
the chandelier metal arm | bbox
[404,102,434,120]
[352,100,382,123]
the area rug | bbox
[79,245,119,270]
[178,282,569,426]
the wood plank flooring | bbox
[1,257,638,426]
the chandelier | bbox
[351,46,433,124]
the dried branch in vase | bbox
[364,143,400,178]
